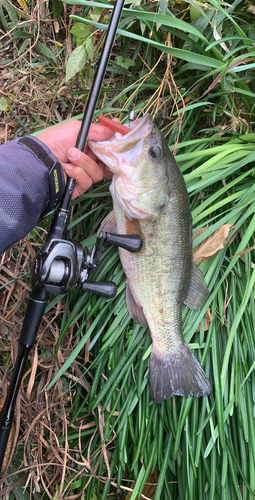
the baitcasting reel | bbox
[31,231,143,297]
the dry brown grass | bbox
[0,0,92,144]
[0,4,96,494]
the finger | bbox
[67,148,105,184]
[84,147,113,180]
[88,119,120,142]
[63,162,104,190]
[84,146,114,181]
[63,163,94,198]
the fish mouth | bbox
[88,114,153,172]
[113,114,152,152]
[106,113,152,143]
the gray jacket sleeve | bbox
[0,136,65,255]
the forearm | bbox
[0,136,65,255]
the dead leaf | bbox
[0,127,6,141]
[213,21,229,53]
[230,243,255,259]
[17,0,28,10]
[0,396,15,473]
[196,308,212,332]
[193,225,232,265]
[125,468,160,500]
[54,20,60,34]
[248,3,255,14]
[26,344,38,399]
[98,407,111,478]
[203,58,254,96]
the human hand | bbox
[37,119,114,199]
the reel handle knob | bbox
[81,281,117,298]
[100,232,143,253]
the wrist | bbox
[18,136,65,213]
[36,130,58,159]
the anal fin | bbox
[183,261,210,311]
[126,281,147,326]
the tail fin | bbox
[150,343,211,403]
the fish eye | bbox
[149,145,162,160]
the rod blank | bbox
[60,0,126,211]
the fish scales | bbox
[89,114,211,403]
[115,180,191,351]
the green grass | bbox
[49,129,255,499]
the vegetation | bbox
[1,0,255,498]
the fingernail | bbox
[68,147,81,162]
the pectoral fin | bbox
[183,261,210,311]
[126,281,147,326]
[98,211,117,234]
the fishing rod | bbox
[0,0,143,472]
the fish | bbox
[88,114,211,403]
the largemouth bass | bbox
[89,114,211,403]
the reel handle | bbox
[99,232,143,253]
[80,281,117,298]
